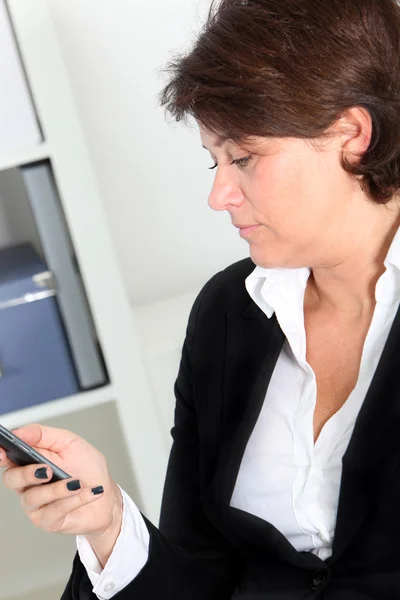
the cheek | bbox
[247,156,303,218]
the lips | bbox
[238,224,260,237]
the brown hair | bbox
[159,0,400,204]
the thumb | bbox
[11,424,79,452]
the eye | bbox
[232,155,252,168]
[208,155,252,170]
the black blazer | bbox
[62,257,400,599]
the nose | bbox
[208,168,244,212]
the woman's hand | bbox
[0,423,123,566]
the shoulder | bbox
[188,257,256,328]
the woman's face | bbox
[199,122,374,271]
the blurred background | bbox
[0,1,247,598]
[49,0,247,305]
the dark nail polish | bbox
[35,467,48,479]
[91,485,104,495]
[67,479,81,491]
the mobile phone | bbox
[0,423,71,483]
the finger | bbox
[11,423,79,453]
[0,448,17,469]
[2,463,53,492]
[30,485,105,534]
[21,477,84,512]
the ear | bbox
[336,106,373,164]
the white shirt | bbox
[77,225,400,599]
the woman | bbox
[2,0,400,598]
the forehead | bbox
[199,126,282,156]
[199,126,232,149]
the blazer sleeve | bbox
[61,271,242,600]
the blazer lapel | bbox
[216,297,284,505]
[328,300,400,564]
[204,297,320,569]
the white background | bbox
[46,0,248,307]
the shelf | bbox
[0,384,115,429]
[0,141,50,172]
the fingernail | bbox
[67,479,81,491]
[35,467,48,479]
[92,485,104,495]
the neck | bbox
[305,203,400,321]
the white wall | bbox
[11,583,65,600]
[46,0,248,307]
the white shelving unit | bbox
[0,142,50,172]
[0,1,169,598]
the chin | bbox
[248,248,295,270]
[249,253,279,269]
